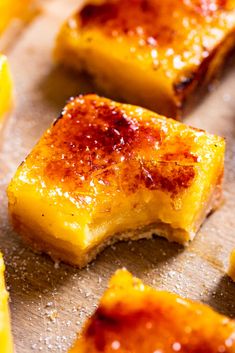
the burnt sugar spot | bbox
[79,0,175,47]
[140,161,196,194]
[85,302,165,351]
[86,306,121,351]
[42,95,197,197]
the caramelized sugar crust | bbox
[78,0,235,80]
[80,1,234,41]
[80,0,233,39]
[86,303,234,353]
[39,95,199,199]
[70,270,235,353]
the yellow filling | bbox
[0,55,12,124]
[0,253,14,353]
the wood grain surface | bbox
[0,1,235,352]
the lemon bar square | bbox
[55,0,235,118]
[69,269,235,352]
[8,95,225,267]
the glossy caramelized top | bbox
[23,95,205,204]
[71,269,235,353]
[78,0,235,79]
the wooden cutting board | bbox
[0,1,235,352]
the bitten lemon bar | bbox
[8,95,224,267]
[0,55,12,125]
[0,253,13,353]
[228,249,235,282]
[68,269,235,353]
[55,0,235,118]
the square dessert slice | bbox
[228,249,235,281]
[0,253,14,353]
[8,95,225,267]
[68,269,235,352]
[0,55,12,124]
[55,0,235,118]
